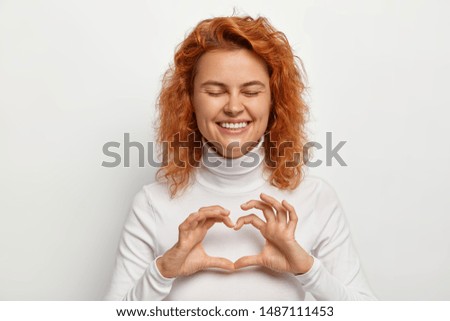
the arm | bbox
[295,180,376,300]
[104,188,175,301]
[234,185,376,301]
[104,188,235,300]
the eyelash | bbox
[206,92,260,97]
[207,92,223,97]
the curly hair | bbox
[156,15,309,198]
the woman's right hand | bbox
[156,206,235,278]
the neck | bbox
[195,137,267,193]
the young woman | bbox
[105,15,376,300]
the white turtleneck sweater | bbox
[104,139,376,301]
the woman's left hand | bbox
[234,193,314,275]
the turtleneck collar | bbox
[194,137,268,194]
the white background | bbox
[0,0,449,300]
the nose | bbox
[223,92,244,116]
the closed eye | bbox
[205,91,260,97]
[243,92,260,97]
[206,92,225,97]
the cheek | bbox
[193,103,215,137]
[192,96,206,123]
[194,109,213,127]
[194,96,222,123]
[250,99,271,121]
[251,101,271,134]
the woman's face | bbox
[192,49,271,158]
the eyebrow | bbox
[200,80,266,89]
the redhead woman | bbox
[104,15,376,300]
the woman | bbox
[105,15,376,300]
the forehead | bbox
[194,49,269,83]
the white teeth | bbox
[219,122,248,129]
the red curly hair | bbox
[156,15,309,197]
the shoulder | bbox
[295,175,344,224]
[298,174,340,202]
[127,180,171,217]
[137,180,171,203]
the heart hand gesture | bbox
[156,206,235,278]
[234,193,314,275]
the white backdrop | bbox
[1,0,449,300]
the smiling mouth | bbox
[217,121,251,130]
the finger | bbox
[221,215,235,228]
[190,220,200,230]
[234,214,265,231]
[197,216,207,227]
[282,199,298,232]
[203,215,235,229]
[205,256,235,271]
[260,193,288,224]
[198,205,230,213]
[179,212,199,232]
[203,219,215,229]
[241,200,275,223]
[179,209,229,231]
[190,209,230,227]
[234,255,261,269]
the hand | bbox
[156,206,235,278]
[234,193,314,275]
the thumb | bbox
[204,256,235,271]
[234,255,261,270]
